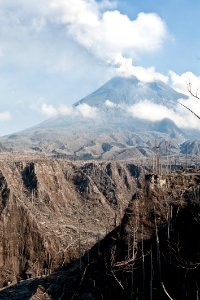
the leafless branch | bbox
[162,282,173,300]
[113,251,150,268]
[187,80,200,100]
[178,102,200,120]
[111,270,125,291]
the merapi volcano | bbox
[0,76,191,159]
[75,76,187,108]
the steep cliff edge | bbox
[0,156,141,287]
[0,167,199,299]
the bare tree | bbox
[179,80,200,119]
[187,80,200,100]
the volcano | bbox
[0,76,191,159]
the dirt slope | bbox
[0,155,141,287]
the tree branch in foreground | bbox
[178,102,200,120]
[187,80,200,100]
[162,282,173,300]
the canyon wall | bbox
[0,157,141,286]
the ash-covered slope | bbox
[0,76,189,159]
[0,155,141,287]
[75,76,187,108]
[0,168,199,299]
[181,139,200,155]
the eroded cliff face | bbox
[0,157,200,299]
[0,157,141,287]
[0,167,199,300]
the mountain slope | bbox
[75,76,187,108]
[0,76,191,158]
[0,157,140,286]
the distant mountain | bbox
[180,140,200,155]
[154,118,184,139]
[0,76,197,160]
[75,76,187,108]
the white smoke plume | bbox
[0,0,168,81]
[48,0,168,76]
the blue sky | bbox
[120,0,200,74]
[0,0,200,135]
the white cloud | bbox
[105,100,117,108]
[169,70,200,95]
[35,100,97,119]
[132,66,168,83]
[0,0,168,76]
[104,91,200,130]
[126,98,200,129]
[100,11,166,53]
[99,0,117,10]
[49,1,167,73]
[4,0,200,133]
[104,99,126,110]
[167,70,200,128]
[58,105,72,116]
[0,111,12,121]
[127,100,181,122]
[40,103,58,117]
[113,58,168,82]
[49,0,100,28]
[38,103,72,118]
[75,103,98,118]
[0,0,102,75]
[178,96,200,127]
